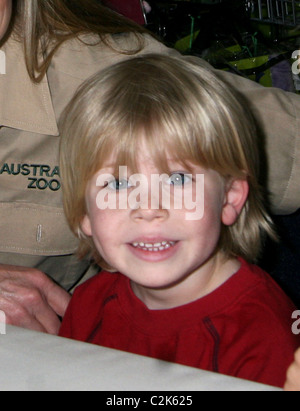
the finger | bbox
[284,363,300,391]
[33,300,63,335]
[3,298,48,334]
[0,266,70,334]
[22,269,71,318]
[20,285,64,335]
[43,280,71,318]
[295,348,300,364]
[2,286,62,335]
[6,313,48,334]
[284,381,300,391]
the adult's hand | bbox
[0,264,71,335]
[284,348,300,391]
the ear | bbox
[222,179,249,226]
[81,214,93,237]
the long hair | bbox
[60,54,276,268]
[12,0,148,82]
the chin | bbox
[132,274,183,291]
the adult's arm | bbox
[216,68,300,215]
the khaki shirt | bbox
[0,33,299,289]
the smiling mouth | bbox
[131,241,176,252]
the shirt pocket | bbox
[0,202,78,256]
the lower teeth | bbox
[139,244,172,252]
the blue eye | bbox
[168,173,192,186]
[107,178,131,191]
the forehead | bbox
[99,137,196,174]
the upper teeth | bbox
[132,241,175,251]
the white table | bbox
[0,325,280,391]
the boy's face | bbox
[82,143,248,309]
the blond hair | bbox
[60,54,275,267]
[12,0,148,82]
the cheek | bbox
[193,209,222,240]
[201,179,224,214]
[89,209,114,240]
[88,206,126,250]
[197,190,224,236]
[88,208,130,271]
[87,211,116,262]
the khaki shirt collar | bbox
[0,35,59,136]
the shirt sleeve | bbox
[216,69,300,215]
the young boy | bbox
[59,54,300,388]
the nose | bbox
[129,182,169,222]
[128,172,171,222]
[131,206,169,223]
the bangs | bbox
[84,92,249,182]
[79,54,254,183]
[88,116,206,178]
[84,92,220,179]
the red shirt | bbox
[59,259,300,388]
